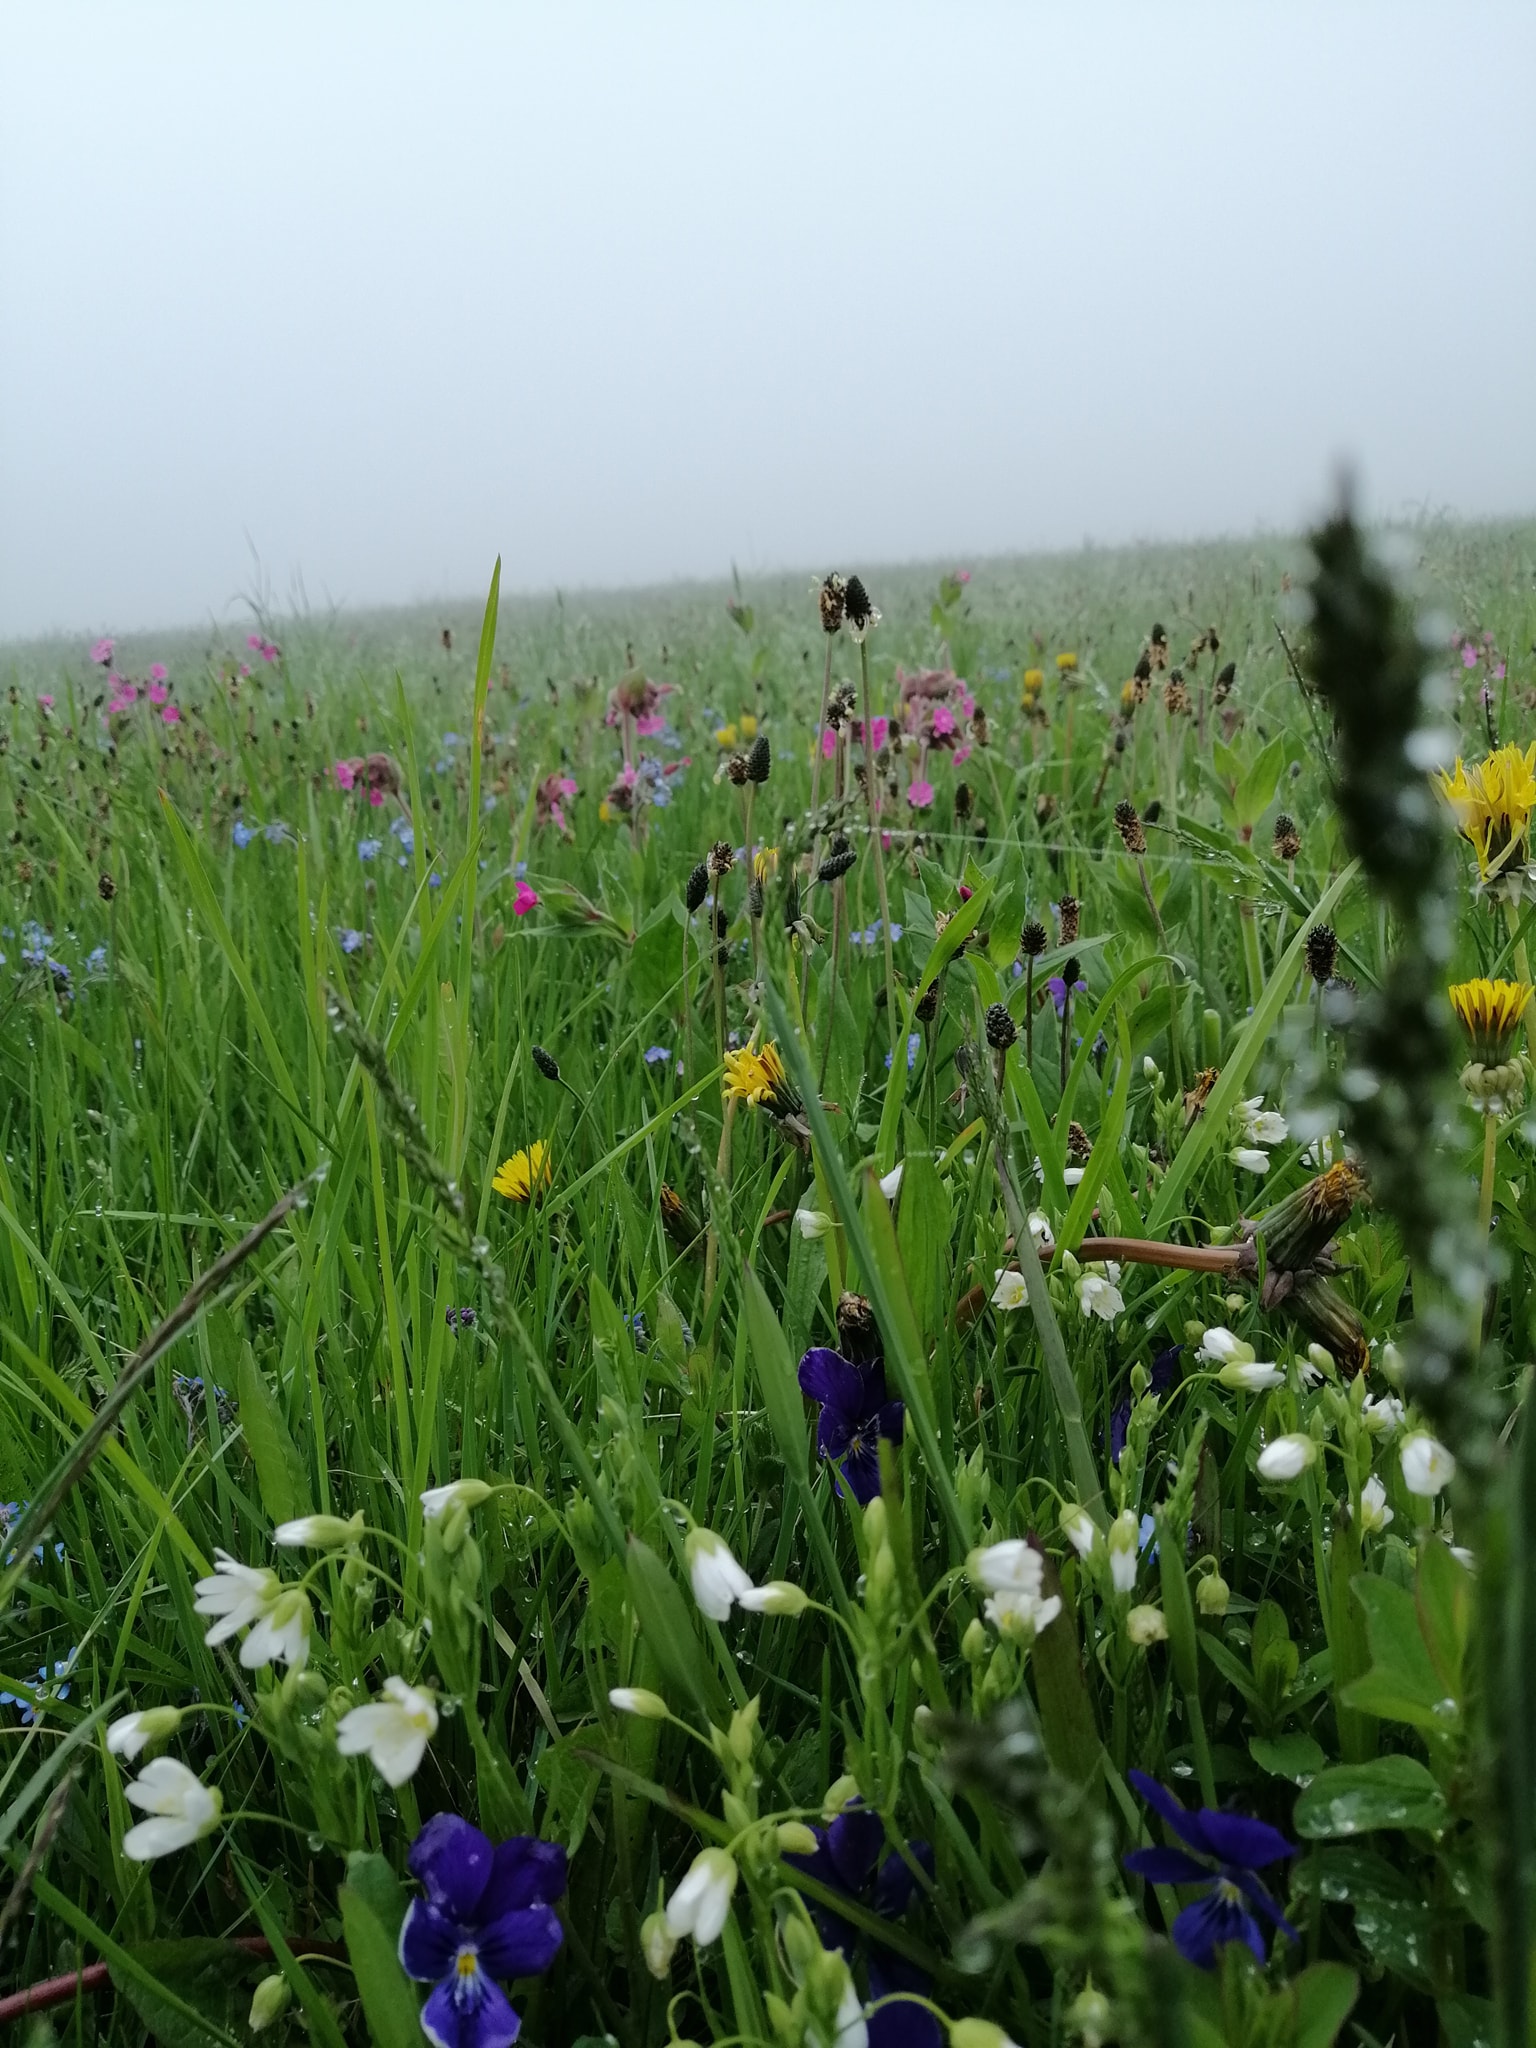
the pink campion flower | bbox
[931,702,956,738]
[147,681,168,705]
[90,637,115,665]
[1493,661,1507,681]
[37,694,54,710]
[238,663,252,679]
[821,727,838,760]
[260,641,279,663]
[635,713,665,738]
[368,787,385,807]
[513,879,539,916]
[907,779,934,810]
[161,704,180,724]
[955,569,971,585]
[247,632,264,651]
[1462,644,1480,669]
[958,686,976,720]
[855,715,889,752]
[333,759,359,792]
[148,662,168,683]
[954,743,973,765]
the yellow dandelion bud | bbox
[1055,651,1078,672]
[1448,976,1533,1069]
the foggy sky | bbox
[2,2,1532,641]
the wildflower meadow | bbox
[3,514,1536,2048]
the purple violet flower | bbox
[399,1813,566,2048]
[797,1348,905,1505]
[1108,1344,1183,1466]
[1045,973,1088,1018]
[1123,1770,1297,1969]
[786,1807,940,2048]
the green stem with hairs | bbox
[858,639,900,1066]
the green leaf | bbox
[1249,1730,1327,1783]
[1415,1535,1472,1698]
[1293,1755,1448,1838]
[340,1882,424,2048]
[236,1343,311,1527]
[742,1263,808,1485]
[1287,1962,1360,2048]
[1234,734,1286,829]
[631,896,685,1010]
[344,1850,407,1942]
[1438,1994,1497,2048]
[1343,1575,1458,1731]
[626,1533,715,1716]
[894,1150,951,1348]
[107,1939,262,2048]
[1146,861,1360,1230]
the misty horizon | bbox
[4,3,1533,642]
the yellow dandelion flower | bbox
[714,722,739,749]
[1448,977,1534,1065]
[740,713,758,740]
[493,1140,553,1203]
[1022,668,1045,691]
[598,799,614,824]
[722,1040,801,1117]
[753,846,779,883]
[1436,742,1536,885]
[1055,651,1078,672]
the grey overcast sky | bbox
[2,3,1532,640]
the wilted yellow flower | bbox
[1436,742,1536,887]
[722,1041,800,1117]
[1055,651,1078,672]
[492,1140,552,1202]
[753,846,779,883]
[1120,678,1140,713]
[1448,977,1534,1065]
[714,723,739,749]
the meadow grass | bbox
[1,516,1535,2047]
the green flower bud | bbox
[248,1974,293,2032]
[777,1822,821,1856]
[1196,1571,1230,1617]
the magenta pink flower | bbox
[148,662,168,684]
[955,568,971,584]
[161,704,180,724]
[369,787,385,807]
[953,743,973,765]
[635,714,664,738]
[931,702,956,738]
[557,776,578,799]
[90,637,115,665]
[1462,645,1480,669]
[333,759,359,792]
[37,694,54,711]
[513,879,539,917]
[247,632,264,651]
[147,681,168,706]
[238,663,252,679]
[907,778,935,811]
[1493,661,1507,681]
[261,642,279,664]
[855,715,889,752]
[821,727,838,760]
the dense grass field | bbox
[2,516,1535,2048]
